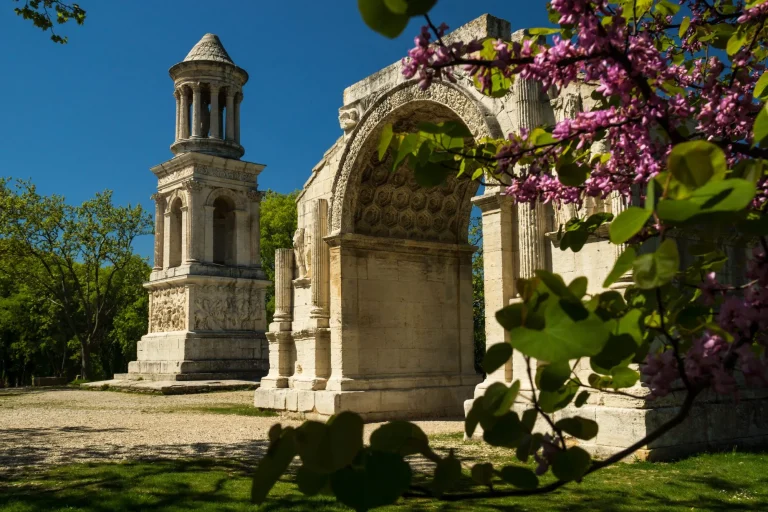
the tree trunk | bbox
[80,343,93,381]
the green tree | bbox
[0,178,152,380]
[469,215,485,375]
[260,190,299,323]
[12,0,86,43]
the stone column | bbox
[151,194,165,271]
[191,83,202,138]
[180,87,190,139]
[262,249,294,389]
[225,88,235,142]
[273,249,294,324]
[247,190,263,267]
[310,199,330,322]
[174,90,181,141]
[163,210,172,270]
[204,205,215,262]
[234,91,242,144]
[235,209,250,266]
[513,76,550,388]
[209,85,221,139]
[183,180,203,263]
[473,193,517,389]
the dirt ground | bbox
[0,388,466,473]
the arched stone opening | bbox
[212,196,236,265]
[324,81,501,403]
[168,197,184,268]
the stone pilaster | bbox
[225,88,235,141]
[310,199,330,322]
[183,180,203,263]
[472,192,516,389]
[235,209,250,266]
[247,190,263,267]
[209,85,221,139]
[151,194,165,271]
[191,83,202,138]
[162,210,172,270]
[203,205,215,263]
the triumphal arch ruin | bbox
[118,33,270,382]
[254,15,768,458]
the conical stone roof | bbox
[184,33,234,64]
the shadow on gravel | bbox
[0,426,271,473]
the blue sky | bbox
[1,1,549,261]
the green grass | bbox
[191,405,278,417]
[0,451,766,511]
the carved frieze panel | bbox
[192,284,264,331]
[149,286,187,332]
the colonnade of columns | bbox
[174,83,242,143]
[150,184,261,271]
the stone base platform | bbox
[464,388,768,461]
[255,385,475,421]
[82,379,259,395]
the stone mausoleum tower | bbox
[118,34,270,382]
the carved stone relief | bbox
[293,228,311,279]
[192,284,263,331]
[330,81,497,235]
[149,287,187,332]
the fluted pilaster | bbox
[310,199,329,319]
[191,84,202,138]
[151,194,165,270]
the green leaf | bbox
[295,421,332,474]
[471,463,495,486]
[527,27,560,35]
[575,391,590,408]
[557,162,590,187]
[552,446,592,482]
[754,105,768,146]
[483,412,525,447]
[609,207,651,244]
[727,25,748,56]
[369,421,428,456]
[535,270,575,300]
[679,16,690,38]
[755,72,768,99]
[611,367,640,388]
[655,0,680,15]
[483,343,513,374]
[414,160,451,187]
[499,466,540,489]
[297,467,328,496]
[538,381,579,413]
[386,0,437,15]
[509,301,609,363]
[378,124,393,161]
[656,179,757,222]
[483,380,521,416]
[331,450,412,511]
[668,141,727,191]
[555,416,598,440]
[251,427,297,504]
[432,454,462,497]
[537,361,572,392]
[358,0,409,38]
[633,239,679,289]
[496,303,526,330]
[465,398,483,437]
[568,276,588,298]
[603,248,636,288]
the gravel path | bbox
[0,388,464,473]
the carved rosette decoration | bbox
[330,80,499,236]
[149,286,187,332]
[191,284,264,331]
[354,150,470,243]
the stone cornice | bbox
[324,233,477,256]
[471,191,514,213]
[150,153,265,181]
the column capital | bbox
[226,87,236,99]
[191,82,203,92]
[209,83,221,93]
[173,89,181,99]
[150,193,164,202]
[471,191,514,213]
[182,179,204,192]
[236,91,244,103]
[246,189,265,202]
